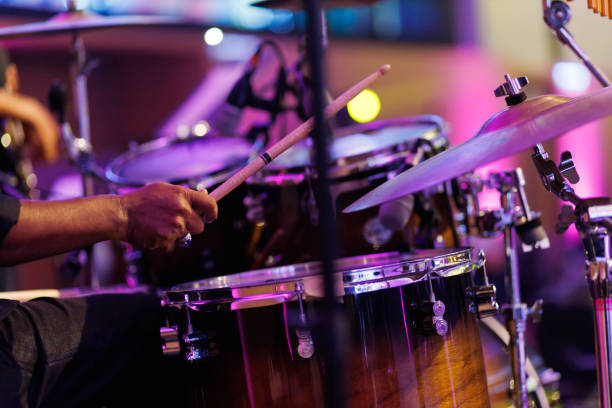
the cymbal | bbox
[251,0,379,11]
[344,86,612,213]
[0,10,182,39]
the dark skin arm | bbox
[0,183,218,266]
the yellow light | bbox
[347,89,381,123]
[204,27,224,46]
[1,133,11,148]
[193,121,210,137]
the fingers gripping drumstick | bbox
[178,64,391,246]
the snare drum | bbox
[105,136,256,286]
[162,248,490,407]
[245,116,452,268]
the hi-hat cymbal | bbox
[251,0,379,11]
[344,86,612,213]
[0,10,182,39]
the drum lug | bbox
[421,275,449,336]
[182,297,218,362]
[295,283,315,358]
[296,328,315,359]
[431,300,449,336]
[419,299,448,336]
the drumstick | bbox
[209,64,391,202]
[178,64,390,247]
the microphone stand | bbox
[302,1,346,407]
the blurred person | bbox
[0,47,219,406]
[0,48,59,195]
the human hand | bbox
[118,183,218,252]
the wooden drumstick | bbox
[209,64,391,202]
[178,64,390,247]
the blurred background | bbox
[1,0,611,406]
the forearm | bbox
[0,195,126,266]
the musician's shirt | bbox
[0,193,20,319]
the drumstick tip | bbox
[379,64,391,75]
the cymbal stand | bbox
[484,169,546,408]
[532,143,612,407]
[542,0,611,87]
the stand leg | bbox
[503,225,529,408]
[586,230,612,407]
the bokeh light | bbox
[552,61,592,95]
[204,27,224,46]
[347,89,381,123]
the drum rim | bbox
[163,247,476,307]
[247,115,448,187]
[104,136,255,186]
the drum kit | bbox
[2,0,612,407]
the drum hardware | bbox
[543,0,612,87]
[421,274,449,336]
[295,282,316,359]
[492,166,548,408]
[530,140,612,406]
[182,295,219,362]
[480,316,557,408]
[467,250,500,320]
[160,326,181,357]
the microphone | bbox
[378,195,415,231]
[207,64,255,137]
[208,41,287,139]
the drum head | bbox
[105,137,254,186]
[164,248,474,307]
[248,115,446,185]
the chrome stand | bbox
[532,142,612,406]
[581,215,612,407]
[457,166,548,408]
[491,170,546,408]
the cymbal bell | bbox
[251,0,379,11]
[344,87,612,213]
[0,10,182,39]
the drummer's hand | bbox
[118,182,218,252]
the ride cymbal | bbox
[344,86,612,213]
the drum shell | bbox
[173,271,490,407]
[246,173,456,267]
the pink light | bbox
[282,302,294,361]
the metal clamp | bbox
[160,326,181,357]
[467,250,499,319]
[295,282,315,358]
